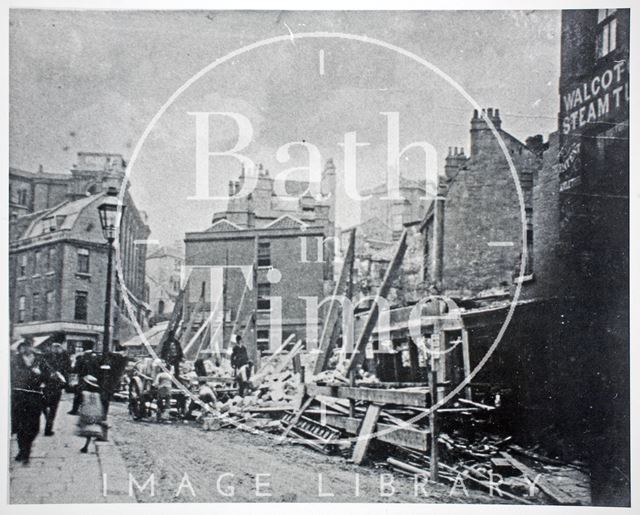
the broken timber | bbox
[312,228,356,375]
[343,228,409,375]
[351,403,382,464]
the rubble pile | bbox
[200,348,304,432]
[386,431,589,505]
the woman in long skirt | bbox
[76,375,104,453]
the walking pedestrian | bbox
[76,375,105,454]
[42,342,70,436]
[11,342,48,464]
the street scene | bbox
[7,8,630,508]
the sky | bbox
[9,10,561,247]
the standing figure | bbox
[159,332,184,380]
[11,342,47,464]
[42,342,70,436]
[230,335,251,396]
[76,375,104,454]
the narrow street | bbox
[108,402,504,503]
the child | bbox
[76,375,104,453]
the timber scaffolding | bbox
[163,227,587,504]
[268,228,587,505]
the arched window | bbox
[158,300,165,315]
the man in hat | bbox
[230,335,251,396]
[11,341,50,463]
[42,342,71,436]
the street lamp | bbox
[97,187,125,356]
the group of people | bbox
[10,339,125,463]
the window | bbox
[74,291,88,321]
[257,283,271,312]
[42,216,56,233]
[257,241,271,267]
[45,291,54,319]
[157,300,165,315]
[18,296,26,323]
[257,329,270,352]
[525,228,534,277]
[19,254,27,277]
[47,247,56,271]
[32,293,40,321]
[34,251,41,275]
[77,248,90,274]
[596,9,618,58]
[17,189,28,206]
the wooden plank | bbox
[324,414,429,451]
[307,384,430,407]
[312,228,356,375]
[500,452,577,505]
[351,404,382,464]
[461,329,472,400]
[344,229,409,375]
[429,369,439,481]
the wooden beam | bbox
[429,369,439,482]
[312,229,356,375]
[500,452,577,505]
[344,229,409,375]
[307,384,430,407]
[351,404,382,464]
[461,329,472,400]
[325,414,429,451]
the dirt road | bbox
[108,403,505,503]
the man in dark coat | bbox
[11,343,49,463]
[42,343,71,436]
[159,331,184,380]
[230,335,251,396]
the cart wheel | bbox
[129,380,145,420]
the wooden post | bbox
[344,229,409,376]
[429,369,439,482]
[312,229,356,375]
[351,403,382,465]
[461,329,472,400]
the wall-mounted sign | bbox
[561,60,628,136]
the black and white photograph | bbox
[3,2,635,510]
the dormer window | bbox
[42,216,56,233]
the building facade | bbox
[9,152,151,352]
[520,9,630,506]
[422,108,542,298]
[146,243,184,325]
[183,160,337,360]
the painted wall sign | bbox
[561,60,628,136]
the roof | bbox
[22,194,104,239]
[121,322,169,348]
[264,214,308,230]
[361,176,427,196]
[205,219,243,233]
[147,245,184,260]
[10,166,71,181]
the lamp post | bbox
[97,188,125,356]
